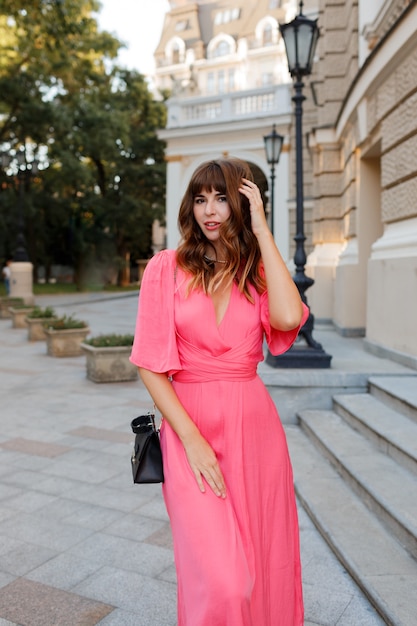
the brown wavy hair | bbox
[176,158,266,301]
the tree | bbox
[0,0,166,288]
[46,66,166,286]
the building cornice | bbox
[336,1,417,137]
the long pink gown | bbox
[130,249,308,626]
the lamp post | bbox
[1,146,38,303]
[267,1,331,368]
[15,149,38,262]
[263,124,284,237]
[1,147,38,261]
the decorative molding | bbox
[308,242,345,268]
[363,0,413,51]
[337,237,359,266]
[371,217,417,259]
[165,154,183,162]
[337,1,417,137]
[364,338,417,371]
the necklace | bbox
[203,255,227,264]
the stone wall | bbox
[307,0,417,359]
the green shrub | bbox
[44,314,88,330]
[0,297,24,305]
[83,334,134,348]
[27,306,56,319]
[10,303,34,310]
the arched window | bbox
[263,23,273,45]
[166,37,186,65]
[255,17,278,47]
[207,34,236,59]
[172,43,180,64]
[213,40,231,57]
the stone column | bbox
[10,262,34,305]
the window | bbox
[263,23,273,45]
[218,70,225,93]
[172,43,180,64]
[166,37,185,65]
[175,20,189,31]
[214,8,241,25]
[213,40,231,57]
[228,68,235,91]
[207,72,215,94]
[261,72,274,86]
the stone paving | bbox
[0,291,387,625]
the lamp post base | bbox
[10,262,34,305]
[266,345,332,369]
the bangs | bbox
[190,162,226,196]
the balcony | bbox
[165,83,292,129]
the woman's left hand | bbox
[239,178,269,238]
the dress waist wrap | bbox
[172,329,261,383]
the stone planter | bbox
[26,317,58,341]
[44,326,90,357]
[0,298,24,319]
[9,307,35,328]
[81,343,138,383]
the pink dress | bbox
[130,249,308,626]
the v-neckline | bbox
[210,282,234,328]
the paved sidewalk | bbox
[0,292,386,625]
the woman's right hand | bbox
[182,431,227,498]
[137,369,227,498]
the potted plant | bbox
[9,303,36,328]
[0,297,24,319]
[81,333,137,383]
[26,306,57,341]
[44,314,90,357]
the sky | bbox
[96,0,170,75]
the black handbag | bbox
[131,412,164,484]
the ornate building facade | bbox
[154,0,305,264]
[153,0,417,367]
[308,0,417,367]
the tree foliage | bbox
[0,0,166,288]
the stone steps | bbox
[333,392,417,476]
[287,374,417,626]
[369,375,417,425]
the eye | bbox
[194,197,205,204]
[218,195,227,203]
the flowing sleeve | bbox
[260,291,310,356]
[130,249,182,374]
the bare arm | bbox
[239,178,304,330]
[138,367,226,498]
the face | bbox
[193,188,231,243]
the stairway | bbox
[286,375,417,626]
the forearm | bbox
[138,367,226,497]
[138,368,199,444]
[239,178,303,330]
[257,229,304,330]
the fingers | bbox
[239,178,260,196]
[184,432,227,498]
[206,465,227,499]
[193,463,226,498]
[239,179,263,208]
[239,179,269,236]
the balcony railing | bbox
[165,83,292,128]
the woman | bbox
[130,157,308,625]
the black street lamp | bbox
[263,124,284,237]
[1,147,38,263]
[267,1,332,368]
